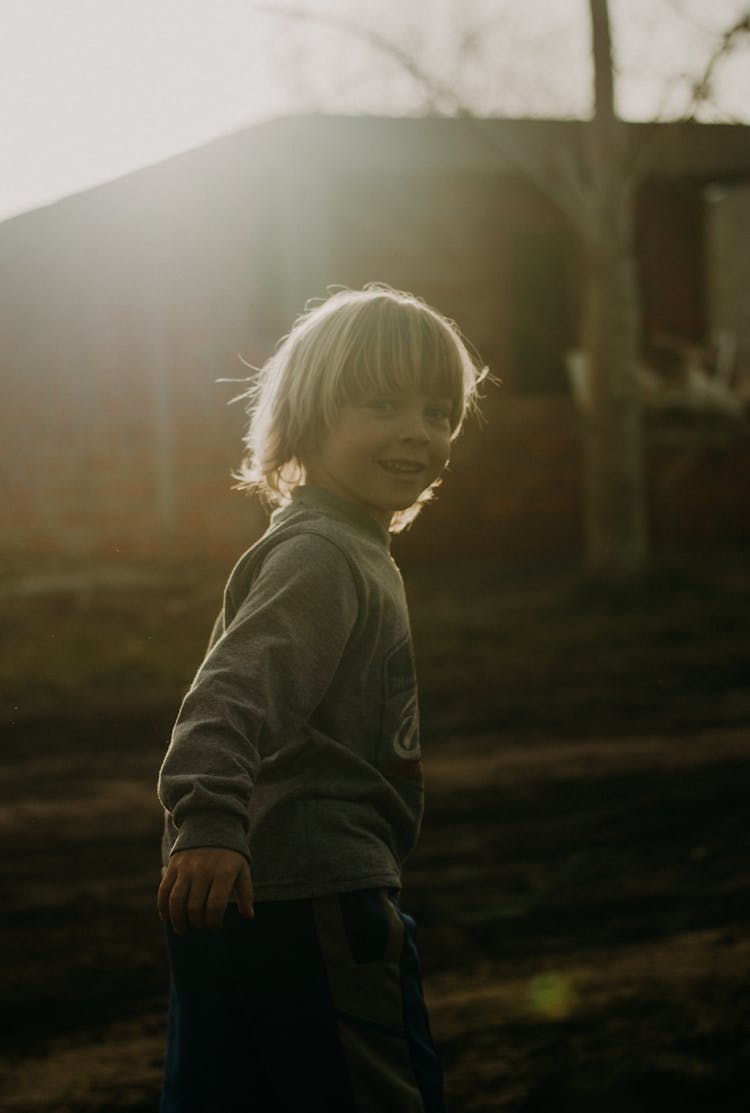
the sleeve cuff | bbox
[169,810,251,861]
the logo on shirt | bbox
[385,637,416,699]
[394,705,419,759]
[384,636,420,762]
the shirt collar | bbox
[275,486,391,548]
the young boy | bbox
[157,285,485,1112]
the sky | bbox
[1,0,749,223]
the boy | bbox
[157,285,485,1112]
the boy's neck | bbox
[291,485,393,541]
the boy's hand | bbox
[157,847,254,934]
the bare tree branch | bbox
[456,2,518,59]
[252,3,462,114]
[687,8,750,119]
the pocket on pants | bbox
[312,888,406,1034]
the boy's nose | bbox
[398,409,429,443]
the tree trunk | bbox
[582,211,648,575]
[583,0,648,577]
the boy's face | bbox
[304,389,452,528]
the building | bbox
[2,115,749,565]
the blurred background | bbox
[1,2,750,1110]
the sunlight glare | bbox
[1,0,749,221]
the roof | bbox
[2,114,749,233]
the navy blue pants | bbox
[161,889,444,1112]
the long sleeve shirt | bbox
[157,485,424,901]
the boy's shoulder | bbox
[226,490,396,604]
[212,493,409,649]
[247,516,356,579]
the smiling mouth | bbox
[379,460,425,475]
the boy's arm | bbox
[157,533,359,928]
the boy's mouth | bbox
[379,459,425,475]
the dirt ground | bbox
[1,553,749,1111]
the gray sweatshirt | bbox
[157,485,424,900]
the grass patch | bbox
[0,565,224,725]
[404,552,750,738]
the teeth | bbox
[381,461,422,473]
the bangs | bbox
[336,296,469,431]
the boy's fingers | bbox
[235,862,255,920]
[203,861,252,930]
[186,876,212,932]
[157,879,169,921]
[157,863,177,921]
[204,882,231,932]
[168,876,191,935]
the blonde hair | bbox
[234,284,486,531]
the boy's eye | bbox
[360,396,452,422]
[425,403,452,422]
